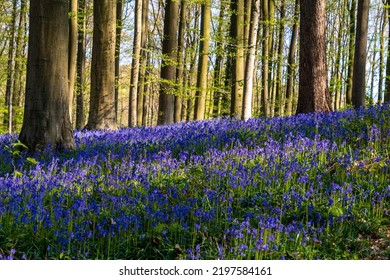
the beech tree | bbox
[195,0,211,120]
[85,0,117,130]
[296,0,331,114]
[352,0,370,108]
[229,0,245,118]
[129,0,142,127]
[157,0,179,125]
[19,0,75,151]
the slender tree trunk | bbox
[352,0,370,108]
[369,15,379,105]
[346,0,356,105]
[12,0,28,129]
[19,0,75,151]
[212,1,227,118]
[378,7,387,105]
[175,0,186,123]
[195,0,211,120]
[86,0,117,130]
[384,0,390,103]
[276,0,286,116]
[129,0,143,127]
[333,4,345,111]
[242,0,260,120]
[158,0,179,125]
[296,0,331,114]
[4,0,18,133]
[285,0,299,115]
[75,0,86,130]
[230,0,245,118]
[68,0,78,124]
[115,0,123,123]
[138,0,149,126]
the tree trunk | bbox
[346,0,356,106]
[261,0,270,117]
[129,0,142,127]
[138,0,149,126]
[12,0,27,131]
[4,0,17,133]
[352,0,369,108]
[86,0,117,130]
[158,0,179,125]
[75,0,86,130]
[175,0,187,123]
[242,0,260,120]
[230,0,245,118]
[384,0,390,103]
[285,0,299,116]
[115,0,123,123]
[194,0,211,120]
[378,7,387,105]
[296,0,331,114]
[212,1,227,118]
[68,0,78,124]
[276,0,286,116]
[19,0,75,151]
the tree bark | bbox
[115,0,123,123]
[230,0,245,118]
[352,0,369,108]
[158,0,179,125]
[384,0,390,103]
[75,0,86,130]
[4,0,17,133]
[346,0,356,105]
[261,0,270,117]
[68,0,78,124]
[129,0,143,127]
[195,0,211,120]
[285,0,299,116]
[296,0,331,114]
[175,0,187,123]
[378,7,387,105]
[242,0,260,120]
[86,0,117,130]
[137,0,149,126]
[19,0,75,151]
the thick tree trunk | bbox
[86,0,117,130]
[158,0,179,125]
[19,0,75,151]
[352,0,369,108]
[296,0,331,114]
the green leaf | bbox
[26,157,38,165]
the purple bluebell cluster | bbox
[0,105,389,259]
